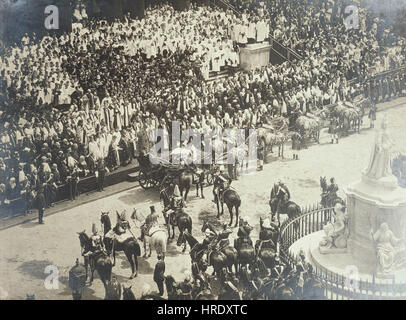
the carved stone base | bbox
[319,246,348,255]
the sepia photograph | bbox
[0,0,406,307]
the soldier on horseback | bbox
[115,210,130,235]
[270,255,286,288]
[141,206,159,241]
[327,177,339,206]
[236,217,253,248]
[216,223,233,248]
[212,165,232,205]
[165,185,186,226]
[84,223,106,271]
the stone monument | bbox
[310,116,406,281]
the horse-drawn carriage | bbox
[325,96,373,136]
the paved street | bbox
[0,101,405,300]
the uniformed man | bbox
[236,216,253,247]
[168,185,185,225]
[178,272,193,300]
[215,223,233,248]
[327,177,339,206]
[329,117,339,144]
[85,223,105,270]
[153,254,166,296]
[277,179,291,211]
[368,104,377,128]
[212,165,232,204]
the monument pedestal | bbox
[239,42,271,71]
[345,171,406,270]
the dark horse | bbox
[122,285,137,300]
[180,231,232,277]
[77,231,112,290]
[215,188,241,227]
[319,176,345,208]
[160,190,193,252]
[233,225,256,273]
[100,213,141,279]
[269,186,301,232]
[255,217,279,269]
[201,220,238,274]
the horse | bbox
[233,225,256,273]
[179,231,230,277]
[141,223,168,259]
[77,231,112,289]
[201,221,238,274]
[100,214,141,279]
[269,187,301,234]
[122,285,137,300]
[179,169,193,201]
[165,275,181,300]
[160,188,193,251]
[255,217,279,269]
[320,176,345,208]
[169,210,193,253]
[215,188,241,227]
[105,277,122,300]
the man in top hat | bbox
[212,165,232,205]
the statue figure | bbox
[319,203,349,250]
[371,222,406,275]
[365,116,395,180]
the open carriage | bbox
[136,155,169,190]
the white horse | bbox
[131,209,168,259]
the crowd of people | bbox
[0,0,405,219]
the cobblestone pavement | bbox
[0,102,405,300]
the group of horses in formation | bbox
[75,174,343,300]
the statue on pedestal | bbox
[371,222,406,276]
[365,116,396,180]
[319,203,349,253]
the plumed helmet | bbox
[173,185,181,197]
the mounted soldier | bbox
[114,210,130,235]
[215,223,233,248]
[165,185,186,226]
[235,216,253,249]
[212,165,232,205]
[140,206,159,242]
[327,177,339,207]
[83,223,106,271]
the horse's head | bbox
[177,232,185,247]
[164,275,176,292]
[320,176,327,191]
[77,230,90,249]
[122,285,136,300]
[101,211,110,224]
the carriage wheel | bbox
[206,172,214,186]
[138,169,155,190]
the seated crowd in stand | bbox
[0,0,405,216]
